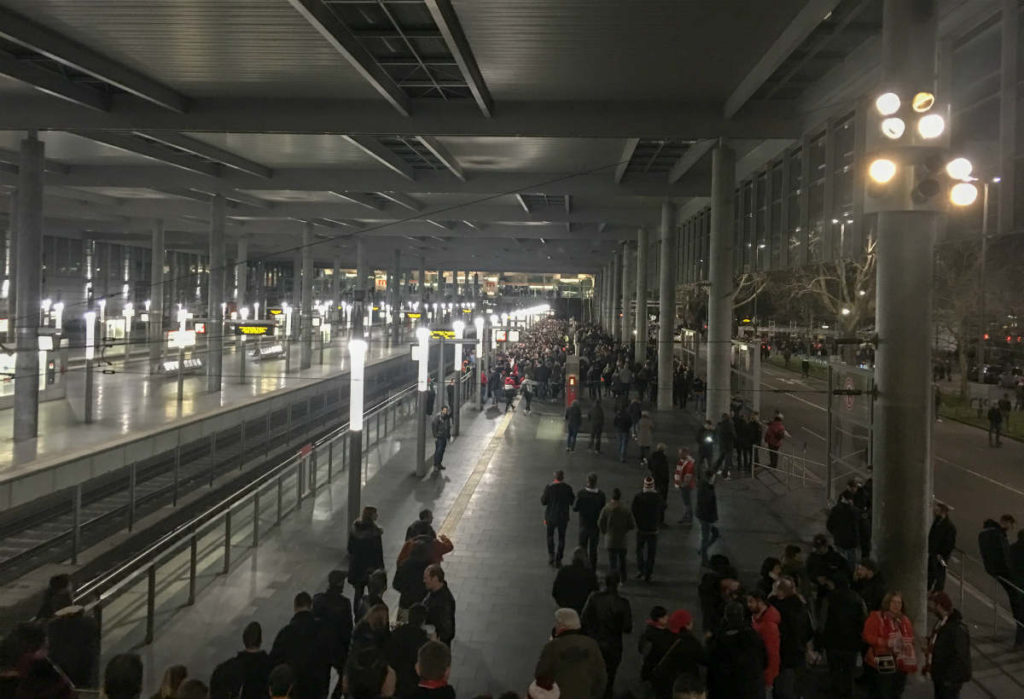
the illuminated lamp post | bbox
[347,338,368,523]
[415,326,430,477]
[84,311,96,424]
[474,316,485,410]
[452,320,465,436]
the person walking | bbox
[574,472,607,570]
[924,592,972,699]
[542,470,575,567]
[431,406,452,471]
[827,492,862,569]
[928,502,956,592]
[978,515,1024,648]
[674,448,696,525]
[769,577,812,699]
[695,419,716,472]
[638,606,675,689]
[553,547,599,615]
[598,488,635,580]
[614,408,632,463]
[648,444,670,524]
[745,412,763,473]
[631,476,663,582]
[862,591,917,699]
[504,372,518,413]
[764,412,790,471]
[696,470,720,566]
[384,604,429,698]
[535,608,607,699]
[636,411,655,463]
[713,413,736,478]
[565,399,583,452]
[581,573,633,699]
[588,399,605,453]
[650,610,707,699]
[987,402,1003,447]
[347,507,385,609]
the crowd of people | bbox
[3,318,1021,699]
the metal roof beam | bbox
[0,7,187,112]
[376,191,424,211]
[0,49,110,112]
[0,148,70,175]
[329,191,384,210]
[723,0,842,118]
[286,0,411,116]
[416,136,465,181]
[515,194,531,214]
[613,138,640,183]
[342,135,415,180]
[70,131,221,178]
[423,0,493,117]
[667,139,715,183]
[135,132,272,179]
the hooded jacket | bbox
[706,624,767,699]
[978,519,1011,578]
[928,609,972,685]
[598,500,635,549]
[347,520,384,587]
[750,605,781,687]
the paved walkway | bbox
[0,332,404,475]
[104,386,1011,698]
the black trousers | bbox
[827,649,857,699]
[608,548,626,578]
[636,532,658,580]
[600,644,622,699]
[589,426,603,452]
[546,520,568,563]
[579,526,599,569]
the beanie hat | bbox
[528,677,560,699]
[643,476,656,492]
[667,609,693,634]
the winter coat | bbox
[806,547,849,593]
[431,412,451,440]
[405,520,436,542]
[598,501,635,549]
[928,516,957,560]
[565,404,583,429]
[771,595,812,669]
[978,519,1011,578]
[650,629,707,699]
[638,624,677,682]
[347,520,385,588]
[764,420,787,449]
[396,535,453,568]
[827,501,861,550]
[270,610,333,699]
[746,420,764,451]
[46,610,99,689]
[863,611,917,673]
[552,563,599,614]
[574,488,607,530]
[209,651,272,699]
[695,479,718,524]
[589,403,605,429]
[542,481,576,526]
[581,590,633,651]
[751,605,781,687]
[394,550,432,610]
[716,418,737,449]
[820,585,867,652]
[648,451,670,495]
[311,585,353,665]
[706,625,767,699]
[535,629,608,699]
[854,572,887,613]
[1010,538,1024,587]
[423,583,456,645]
[636,416,655,447]
[631,491,663,534]
[613,411,632,434]
[385,623,429,698]
[6,655,76,699]
[929,609,972,685]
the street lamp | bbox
[347,338,368,522]
[474,316,485,410]
[415,326,430,477]
[84,311,96,424]
[452,320,465,436]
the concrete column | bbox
[300,222,313,369]
[870,0,941,633]
[707,142,735,421]
[356,239,368,335]
[634,227,649,364]
[602,264,610,332]
[235,237,248,309]
[998,0,1018,234]
[620,242,633,350]
[13,134,43,442]
[148,220,165,374]
[657,202,676,410]
[207,194,226,393]
[5,193,14,344]
[392,249,402,344]
[332,255,342,322]
[418,256,426,308]
[473,272,479,300]
[611,252,621,340]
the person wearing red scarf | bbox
[409,641,455,699]
[862,591,917,699]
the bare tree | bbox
[734,272,770,309]
[784,239,877,338]
[933,240,981,397]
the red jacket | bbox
[764,420,788,449]
[751,605,781,687]
[863,611,917,673]
[674,457,696,490]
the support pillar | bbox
[870,0,941,633]
[13,133,42,442]
[998,0,1018,234]
[235,237,248,309]
[356,239,367,336]
[611,250,621,341]
[657,202,676,410]
[148,220,165,374]
[707,142,735,421]
[300,222,313,370]
[207,194,225,393]
[418,257,426,310]
[634,227,649,364]
[620,242,633,351]
[392,248,402,344]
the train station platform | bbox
[95,386,1016,699]
[0,335,402,477]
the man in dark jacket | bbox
[819,575,867,699]
[565,399,583,451]
[647,444,671,524]
[384,604,430,698]
[535,608,607,699]
[928,502,957,592]
[631,477,663,582]
[706,602,767,699]
[552,547,599,614]
[311,570,353,698]
[210,621,273,699]
[394,537,434,620]
[925,592,972,699]
[651,610,707,699]
[695,420,716,471]
[588,399,605,453]
[826,493,861,569]
[431,406,452,470]
[696,471,720,566]
[806,533,850,617]
[978,515,1024,647]
[574,473,607,570]
[853,558,887,613]
[769,578,812,699]
[542,470,576,567]
[745,413,763,472]
[581,573,633,699]
[46,601,99,690]
[270,592,333,699]
[714,413,736,478]
[405,510,436,541]
[422,565,456,646]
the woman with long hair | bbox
[151,665,187,699]
[862,591,917,699]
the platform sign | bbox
[194,322,206,335]
[234,321,276,337]
[431,329,455,339]
[268,308,283,316]
[167,330,197,348]
[509,329,520,343]
[495,330,508,343]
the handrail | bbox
[74,381,418,604]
